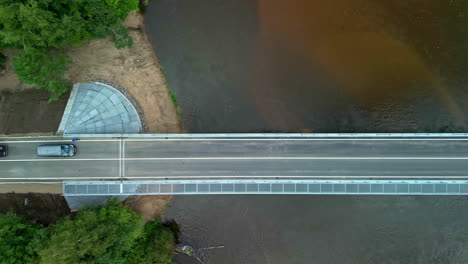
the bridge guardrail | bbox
[4,133,468,139]
[63,180,468,196]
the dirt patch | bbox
[0,193,70,225]
[0,49,30,92]
[0,183,62,194]
[0,48,68,134]
[0,89,68,134]
[66,11,182,133]
[124,195,172,223]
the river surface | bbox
[144,1,468,263]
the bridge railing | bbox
[4,132,468,140]
[63,180,468,196]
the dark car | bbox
[0,144,7,157]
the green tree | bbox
[39,199,144,264]
[0,213,48,264]
[0,0,138,50]
[0,0,139,101]
[125,218,175,264]
[13,51,71,102]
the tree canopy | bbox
[0,0,139,101]
[0,213,48,264]
[38,199,175,264]
[0,199,176,264]
[125,219,175,264]
[39,199,143,264]
[13,51,71,102]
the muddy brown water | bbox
[145,0,468,263]
[145,0,468,133]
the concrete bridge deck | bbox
[2,134,468,181]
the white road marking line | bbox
[2,156,468,162]
[5,175,468,180]
[124,138,468,141]
[0,158,119,162]
[100,175,468,179]
[0,139,120,143]
[4,138,468,144]
[118,157,468,160]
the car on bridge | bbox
[37,144,76,157]
[0,144,7,157]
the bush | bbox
[13,51,71,102]
[0,213,48,264]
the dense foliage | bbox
[125,219,175,264]
[0,0,139,101]
[39,199,143,264]
[0,213,48,264]
[0,199,175,264]
[13,51,71,102]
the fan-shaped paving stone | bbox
[58,82,142,134]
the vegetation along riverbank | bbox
[0,198,177,263]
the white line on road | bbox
[5,138,468,144]
[119,157,468,160]
[124,138,468,141]
[121,175,468,179]
[0,139,120,143]
[0,158,118,162]
[3,156,468,162]
[4,175,468,180]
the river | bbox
[144,0,468,263]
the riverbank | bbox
[0,192,171,226]
[66,11,182,133]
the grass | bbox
[162,76,181,120]
[168,89,178,108]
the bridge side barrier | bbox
[63,180,468,196]
[4,133,468,140]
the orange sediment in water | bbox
[253,0,465,126]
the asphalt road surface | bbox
[2,138,468,180]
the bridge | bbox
[2,133,468,195]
